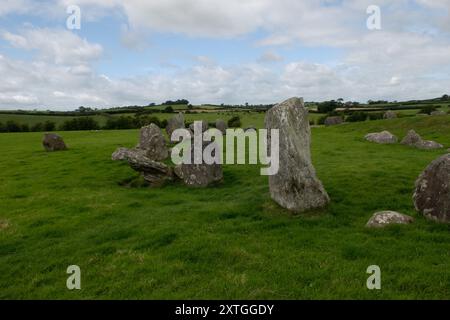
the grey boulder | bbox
[265,97,330,213]
[365,131,398,144]
[138,123,169,161]
[383,111,397,119]
[413,154,450,223]
[166,112,185,142]
[366,211,414,228]
[324,116,344,126]
[401,130,443,150]
[173,141,223,188]
[43,133,67,152]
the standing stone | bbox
[401,130,443,150]
[265,97,330,213]
[383,111,397,119]
[324,116,344,126]
[166,112,185,142]
[413,154,450,223]
[43,133,67,152]
[215,119,228,134]
[138,124,168,161]
[366,211,414,228]
[365,131,398,144]
[189,120,209,133]
[173,141,223,188]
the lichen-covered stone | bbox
[365,131,398,144]
[366,211,414,228]
[413,154,450,223]
[265,97,330,213]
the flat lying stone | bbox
[365,131,398,144]
[366,211,414,228]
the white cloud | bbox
[0,1,449,109]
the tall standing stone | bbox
[166,112,185,142]
[139,123,168,161]
[265,97,330,213]
[413,154,450,223]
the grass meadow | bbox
[0,113,449,299]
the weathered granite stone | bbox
[166,112,185,142]
[365,131,398,144]
[413,154,450,223]
[265,97,330,213]
[383,111,397,119]
[366,211,414,228]
[112,147,131,161]
[401,130,443,150]
[138,124,169,161]
[173,141,223,188]
[126,149,173,186]
[431,110,446,116]
[43,133,67,151]
[324,116,344,126]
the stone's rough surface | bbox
[112,147,131,161]
[383,111,397,119]
[324,116,344,126]
[138,124,169,161]
[173,141,223,188]
[366,211,414,228]
[126,149,173,186]
[431,110,446,116]
[401,130,443,150]
[215,119,228,134]
[413,154,450,223]
[365,131,398,144]
[43,133,67,151]
[265,97,330,213]
[189,120,209,133]
[166,112,185,141]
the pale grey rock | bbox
[265,97,330,213]
[138,123,168,161]
[431,110,446,116]
[112,147,131,161]
[413,154,450,223]
[366,211,414,228]
[383,111,397,119]
[43,133,67,152]
[166,112,185,142]
[401,130,443,150]
[365,131,398,144]
[324,116,344,126]
[126,149,173,187]
[173,141,223,188]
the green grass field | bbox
[0,115,449,299]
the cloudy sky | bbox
[0,0,449,110]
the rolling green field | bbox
[0,114,449,299]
